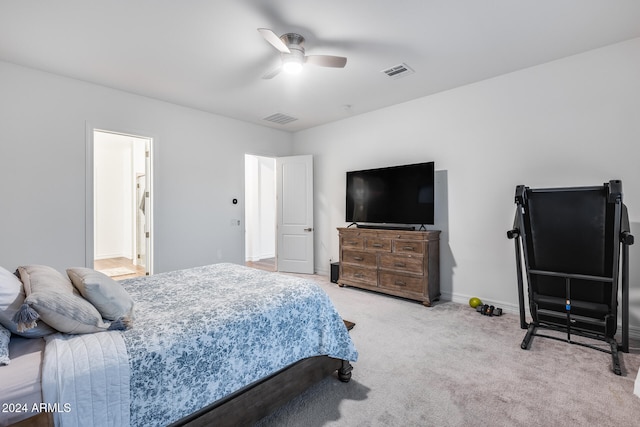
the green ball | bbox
[469,297,482,308]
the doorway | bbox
[91,129,152,279]
[244,154,277,272]
[244,154,315,274]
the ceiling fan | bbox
[258,28,347,79]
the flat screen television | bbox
[346,161,435,226]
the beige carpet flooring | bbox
[255,273,640,427]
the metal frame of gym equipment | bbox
[507,180,633,375]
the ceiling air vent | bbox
[263,113,298,125]
[381,63,414,79]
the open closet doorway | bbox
[91,130,153,279]
[244,154,277,272]
[245,153,315,274]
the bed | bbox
[0,263,358,427]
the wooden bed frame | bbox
[10,356,353,427]
[175,356,353,427]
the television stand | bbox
[337,227,440,306]
[356,224,415,231]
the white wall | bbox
[0,60,293,273]
[293,38,640,330]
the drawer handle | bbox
[395,280,406,286]
[394,262,406,267]
[372,243,383,248]
[353,257,364,261]
[348,241,359,245]
[402,246,415,251]
[354,273,364,278]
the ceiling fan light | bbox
[282,48,305,74]
[283,60,303,74]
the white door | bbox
[276,155,314,274]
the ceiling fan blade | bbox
[262,66,282,79]
[257,28,290,54]
[305,55,347,68]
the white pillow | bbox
[14,265,127,334]
[0,266,55,337]
[0,323,9,365]
[67,268,134,322]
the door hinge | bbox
[146,232,150,238]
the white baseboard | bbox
[94,252,128,261]
[441,291,520,315]
[315,267,330,276]
[245,253,275,262]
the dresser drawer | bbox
[393,240,424,255]
[365,237,391,252]
[341,265,377,285]
[341,235,364,250]
[379,253,423,274]
[379,272,424,294]
[342,250,377,266]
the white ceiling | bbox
[1,1,640,132]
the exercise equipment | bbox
[469,297,482,308]
[507,180,633,375]
[476,304,503,316]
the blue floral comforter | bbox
[120,263,358,427]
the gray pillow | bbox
[0,266,55,337]
[0,323,9,365]
[14,265,127,335]
[67,268,134,322]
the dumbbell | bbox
[476,304,502,316]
